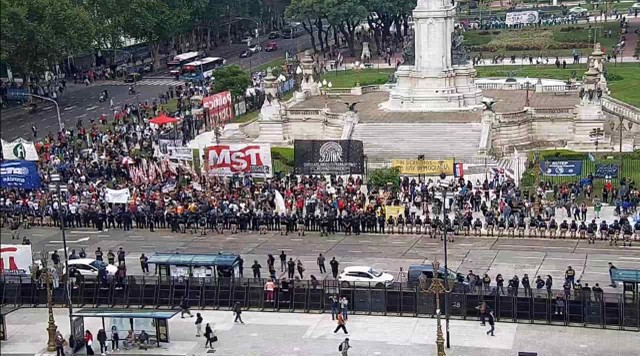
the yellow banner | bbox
[385,205,405,220]
[392,159,454,175]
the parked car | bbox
[239,49,253,58]
[632,2,640,9]
[66,259,118,276]
[265,41,278,52]
[268,31,280,39]
[124,72,142,83]
[240,35,254,45]
[406,264,460,288]
[338,266,395,288]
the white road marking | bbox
[74,114,87,119]
[348,250,362,253]
[86,105,99,111]
[50,236,91,243]
[69,230,100,234]
[64,106,76,111]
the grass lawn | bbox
[233,110,258,124]
[271,146,294,173]
[319,63,639,107]
[464,22,621,57]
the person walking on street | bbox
[330,257,339,278]
[54,331,66,356]
[233,302,245,324]
[252,260,262,279]
[279,251,287,272]
[181,296,193,318]
[486,311,495,336]
[287,258,296,279]
[329,295,339,320]
[334,312,348,334]
[139,254,149,274]
[339,338,351,356]
[195,313,203,337]
[340,296,349,320]
[608,262,617,287]
[297,260,305,279]
[317,253,326,274]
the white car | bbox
[569,7,589,16]
[240,36,254,45]
[248,44,262,53]
[338,266,395,288]
[632,3,640,9]
[66,258,118,276]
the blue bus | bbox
[179,57,225,82]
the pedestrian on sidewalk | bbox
[279,250,287,272]
[195,313,203,336]
[333,312,348,334]
[233,302,245,324]
[54,331,66,356]
[297,260,305,279]
[486,311,495,336]
[110,325,120,351]
[139,253,149,274]
[340,296,349,320]
[84,330,94,355]
[181,296,193,318]
[330,257,339,278]
[204,323,216,349]
[97,329,108,355]
[339,338,351,356]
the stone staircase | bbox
[352,122,484,162]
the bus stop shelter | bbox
[148,252,241,278]
[72,308,177,347]
[611,269,640,301]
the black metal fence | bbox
[1,275,638,331]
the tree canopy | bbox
[212,65,251,98]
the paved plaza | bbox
[5,206,639,294]
[291,90,580,123]
[2,308,639,356]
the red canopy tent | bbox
[149,113,178,125]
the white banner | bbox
[505,11,539,25]
[158,139,182,154]
[166,146,193,161]
[204,144,272,177]
[1,138,39,161]
[0,245,33,276]
[105,188,131,204]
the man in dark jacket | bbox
[233,302,244,324]
[486,311,495,336]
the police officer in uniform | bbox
[579,220,587,240]
[559,220,569,239]
[549,218,558,239]
[95,247,104,261]
[569,220,578,239]
[588,219,598,244]
[473,218,483,236]
[565,266,576,287]
[599,220,608,241]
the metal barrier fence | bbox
[1,276,638,331]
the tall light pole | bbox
[438,172,451,349]
[419,259,453,356]
[610,118,633,176]
[29,94,64,132]
[49,173,75,353]
[33,251,57,352]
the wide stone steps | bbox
[352,123,483,162]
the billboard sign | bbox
[0,245,33,276]
[505,11,539,25]
[540,160,583,176]
[594,164,619,178]
[391,159,454,175]
[203,91,235,124]
[0,161,42,189]
[294,140,364,175]
[204,144,272,177]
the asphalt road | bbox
[8,225,639,294]
[0,33,314,141]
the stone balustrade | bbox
[497,110,528,122]
[602,95,640,124]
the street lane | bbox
[8,225,639,294]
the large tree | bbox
[285,0,323,52]
[0,0,94,80]
[212,65,251,99]
[324,0,367,57]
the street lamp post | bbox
[33,251,58,352]
[524,78,531,107]
[589,128,605,152]
[419,259,453,356]
[438,172,452,349]
[29,94,64,132]
[49,173,75,353]
[610,118,633,175]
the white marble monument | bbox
[381,0,483,112]
[254,68,287,144]
[569,59,610,151]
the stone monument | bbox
[294,50,320,101]
[254,68,287,144]
[381,0,483,112]
[569,62,610,150]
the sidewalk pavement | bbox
[2,308,639,356]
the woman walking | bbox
[84,330,95,355]
[204,323,216,349]
[97,329,108,355]
[111,325,120,351]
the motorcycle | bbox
[128,86,136,95]
[98,93,106,102]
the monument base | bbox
[381,65,483,112]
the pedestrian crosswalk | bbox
[97,78,184,87]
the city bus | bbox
[179,57,226,82]
[167,51,202,76]
[281,22,305,38]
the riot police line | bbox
[1,275,638,331]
